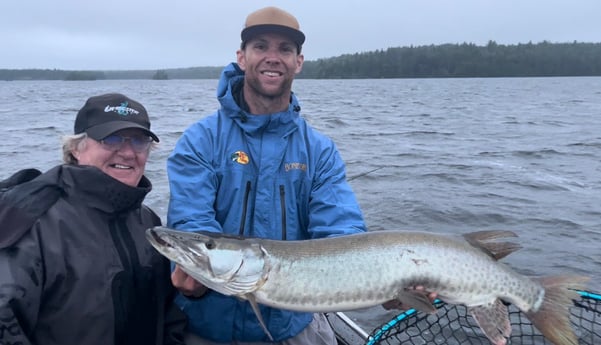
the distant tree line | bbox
[299,41,601,78]
[1,41,600,81]
[0,66,223,81]
[64,71,106,80]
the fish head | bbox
[146,226,268,296]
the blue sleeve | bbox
[166,125,222,233]
[307,141,367,239]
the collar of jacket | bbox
[0,165,151,248]
[60,164,152,214]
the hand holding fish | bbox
[171,265,208,298]
[382,286,437,311]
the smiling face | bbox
[237,32,304,114]
[72,128,150,187]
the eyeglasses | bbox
[100,134,153,152]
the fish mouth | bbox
[148,228,170,247]
[146,227,201,265]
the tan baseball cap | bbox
[241,6,305,49]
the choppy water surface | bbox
[1,77,600,330]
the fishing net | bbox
[366,290,601,345]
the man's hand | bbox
[171,265,208,298]
[381,286,437,311]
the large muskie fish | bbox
[146,227,588,345]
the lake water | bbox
[1,77,600,330]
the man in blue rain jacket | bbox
[166,6,366,344]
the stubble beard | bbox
[245,74,293,103]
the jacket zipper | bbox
[239,181,251,236]
[109,216,141,274]
[279,185,287,240]
[108,216,141,340]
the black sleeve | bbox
[162,294,188,345]
[0,230,43,345]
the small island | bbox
[152,70,169,80]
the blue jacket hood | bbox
[216,63,302,136]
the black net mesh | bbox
[366,291,600,345]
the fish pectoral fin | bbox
[245,293,274,341]
[394,289,437,314]
[468,299,511,345]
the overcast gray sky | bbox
[1,0,599,70]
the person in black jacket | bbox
[0,93,186,345]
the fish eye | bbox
[205,239,216,250]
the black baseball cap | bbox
[74,93,159,142]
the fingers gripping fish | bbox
[146,228,588,345]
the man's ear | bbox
[295,53,304,74]
[71,149,80,160]
[236,50,246,71]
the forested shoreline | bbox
[2,41,600,81]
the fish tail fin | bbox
[525,275,589,345]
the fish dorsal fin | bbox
[462,230,522,260]
[468,299,511,345]
[245,293,274,341]
[394,289,437,314]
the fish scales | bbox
[254,231,542,312]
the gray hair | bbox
[61,133,88,164]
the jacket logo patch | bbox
[231,151,249,165]
[284,163,307,172]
